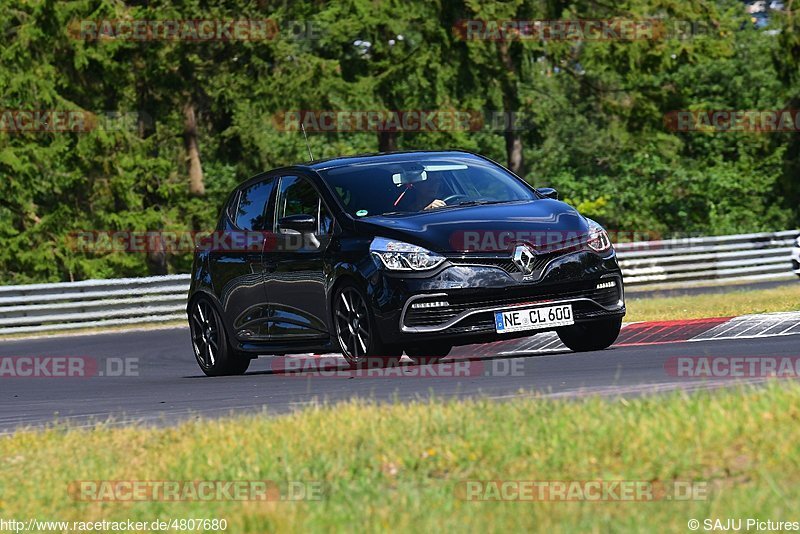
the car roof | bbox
[235,150,492,190]
[301,150,484,172]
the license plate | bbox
[494,304,574,334]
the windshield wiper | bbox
[452,200,514,207]
[377,210,412,216]
[378,200,514,215]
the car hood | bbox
[354,199,591,254]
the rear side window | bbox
[235,178,274,230]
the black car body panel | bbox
[353,198,585,253]
[188,150,626,357]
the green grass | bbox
[626,283,800,322]
[2,384,800,532]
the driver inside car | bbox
[393,172,448,212]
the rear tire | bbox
[332,282,402,368]
[405,343,452,365]
[556,317,622,352]
[189,297,252,376]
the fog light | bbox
[596,281,616,290]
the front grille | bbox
[447,256,520,274]
[793,260,800,270]
[403,279,622,329]
[446,251,560,277]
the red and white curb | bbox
[690,311,800,341]
[285,311,800,362]
[496,311,800,356]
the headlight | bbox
[586,219,612,253]
[370,237,445,271]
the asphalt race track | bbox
[1,315,798,433]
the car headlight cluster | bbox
[370,237,445,271]
[586,218,612,253]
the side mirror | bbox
[536,187,558,200]
[278,214,316,233]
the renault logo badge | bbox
[513,244,537,276]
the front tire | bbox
[332,282,401,368]
[556,317,622,352]
[189,297,251,376]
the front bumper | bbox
[367,249,625,346]
[792,247,800,275]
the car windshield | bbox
[319,156,537,217]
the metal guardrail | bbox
[615,229,798,290]
[0,274,190,334]
[0,230,797,334]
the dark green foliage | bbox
[0,0,797,283]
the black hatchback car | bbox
[188,151,625,375]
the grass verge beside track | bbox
[1,384,799,532]
[626,283,800,322]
